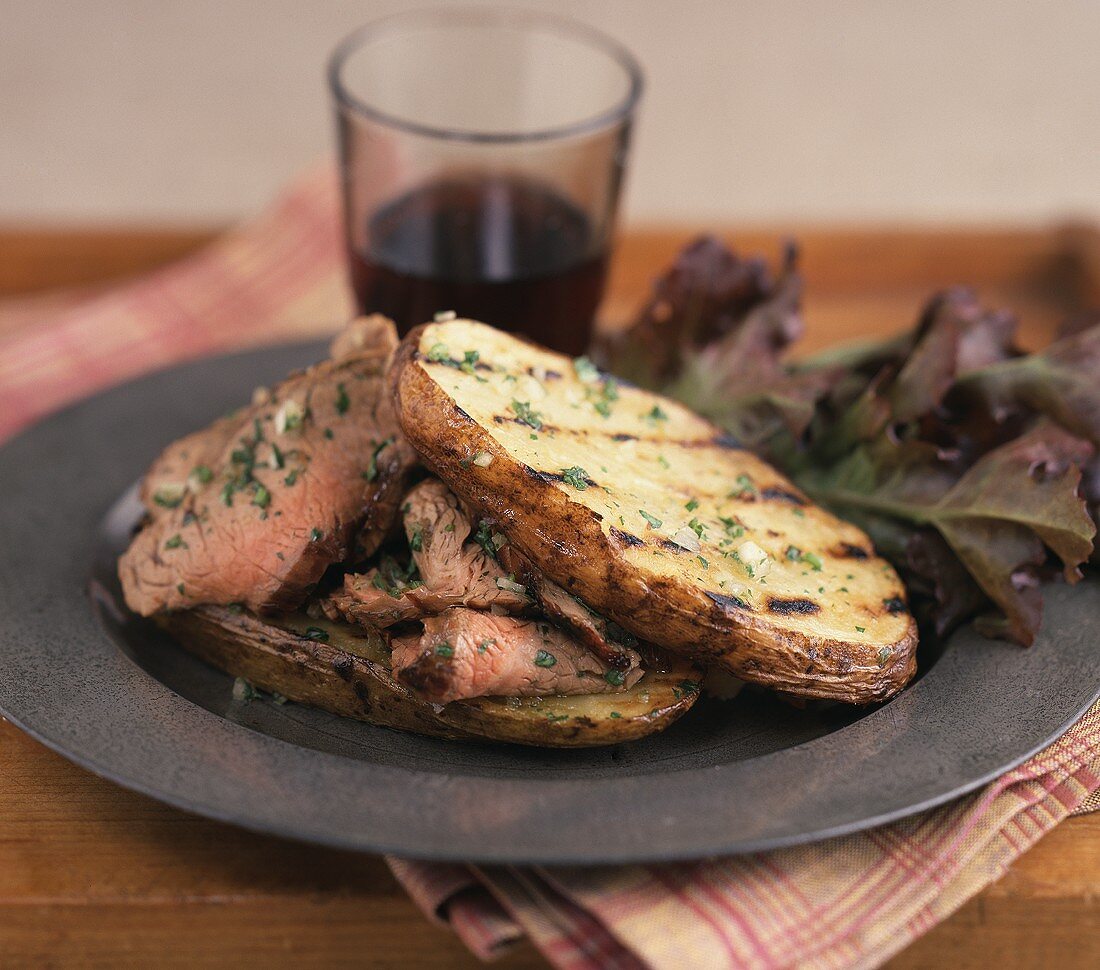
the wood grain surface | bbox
[0,223,1097,968]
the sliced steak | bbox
[499,546,642,670]
[325,478,530,627]
[119,316,417,615]
[391,607,645,704]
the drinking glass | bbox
[329,7,642,354]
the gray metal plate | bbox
[0,341,1096,864]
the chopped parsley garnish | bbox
[252,484,271,509]
[426,342,450,363]
[323,428,334,440]
[657,455,671,470]
[688,517,706,538]
[685,498,699,512]
[697,555,709,569]
[303,627,329,642]
[645,405,668,423]
[164,534,187,550]
[609,711,622,719]
[284,468,300,487]
[460,349,479,374]
[803,552,824,572]
[478,639,496,654]
[591,377,619,418]
[605,669,626,687]
[310,527,323,542]
[786,545,802,561]
[409,525,424,552]
[176,583,185,595]
[191,464,213,484]
[474,521,506,560]
[877,646,891,665]
[855,625,866,633]
[546,713,569,723]
[535,650,557,668]
[719,516,745,538]
[573,356,600,383]
[363,436,394,482]
[639,510,662,529]
[510,399,543,430]
[730,474,757,499]
[434,642,454,657]
[269,444,284,469]
[561,466,589,490]
[335,383,350,415]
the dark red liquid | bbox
[348,177,608,355]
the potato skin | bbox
[390,323,918,704]
[157,608,701,748]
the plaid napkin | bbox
[3,169,1097,970]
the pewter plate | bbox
[0,341,1097,864]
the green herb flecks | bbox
[363,436,394,482]
[510,399,543,431]
[164,533,187,550]
[605,669,626,687]
[534,650,557,668]
[639,510,662,529]
[335,383,350,415]
[561,466,590,490]
[730,474,757,499]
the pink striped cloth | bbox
[2,169,1097,969]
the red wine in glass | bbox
[348,176,609,356]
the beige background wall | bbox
[3,0,1098,226]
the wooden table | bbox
[1,225,1098,968]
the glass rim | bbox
[327,6,644,144]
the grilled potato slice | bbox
[158,608,702,748]
[392,319,918,703]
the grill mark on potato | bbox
[707,590,751,612]
[835,542,870,559]
[453,403,475,423]
[658,539,692,553]
[609,527,644,548]
[486,415,714,448]
[523,464,555,485]
[530,468,599,489]
[767,597,821,615]
[760,486,808,506]
[526,366,563,380]
[352,680,373,709]
[333,655,354,682]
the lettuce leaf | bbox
[601,238,1099,645]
